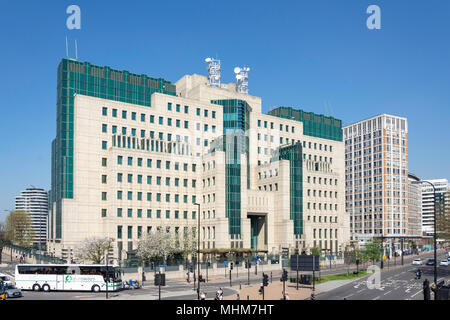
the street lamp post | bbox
[195,203,201,300]
[420,181,438,291]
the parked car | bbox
[412,258,423,265]
[0,274,13,286]
[439,260,450,266]
[4,284,22,299]
[426,258,435,266]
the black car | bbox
[426,259,435,266]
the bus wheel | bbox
[91,285,100,293]
[42,284,50,292]
[32,284,41,291]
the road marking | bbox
[357,289,365,293]
[411,290,422,299]
[383,290,392,296]
[344,293,354,299]
[373,296,381,300]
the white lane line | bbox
[373,296,381,300]
[383,290,392,296]
[344,293,354,299]
[411,290,422,299]
[357,289,365,293]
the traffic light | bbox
[263,273,269,286]
[189,265,193,273]
[230,262,234,270]
[281,269,288,282]
[245,261,248,268]
[236,261,239,266]
[151,262,155,269]
[207,262,211,267]
[258,286,263,294]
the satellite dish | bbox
[246,67,251,72]
[234,67,241,74]
[236,75,243,80]
[205,58,212,63]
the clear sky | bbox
[0,0,449,222]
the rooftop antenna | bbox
[66,36,69,57]
[205,57,221,87]
[75,39,78,60]
[65,37,78,61]
[234,66,250,94]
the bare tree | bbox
[74,237,114,264]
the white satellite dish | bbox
[234,67,241,74]
[205,58,212,63]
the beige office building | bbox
[48,59,349,263]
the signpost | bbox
[290,254,320,291]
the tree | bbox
[74,237,114,264]
[310,247,321,256]
[363,238,383,263]
[0,223,11,264]
[5,210,34,248]
[181,231,197,262]
[136,229,175,264]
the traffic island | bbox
[215,281,318,300]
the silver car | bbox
[4,284,22,299]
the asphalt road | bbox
[317,252,450,300]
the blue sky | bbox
[0,0,449,222]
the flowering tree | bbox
[74,237,114,264]
[136,229,175,264]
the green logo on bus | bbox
[65,275,72,283]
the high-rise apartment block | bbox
[344,114,408,245]
[15,188,49,246]
[421,179,448,236]
[48,59,349,263]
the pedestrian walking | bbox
[285,293,290,300]
[310,291,316,300]
[236,294,240,300]
[200,292,206,300]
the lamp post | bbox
[421,181,438,292]
[194,203,200,300]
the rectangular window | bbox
[122,110,127,119]
[102,107,107,116]
[112,109,117,117]
[128,208,132,217]
[147,209,152,218]
[117,208,122,217]
[102,141,107,150]
[102,124,107,133]
[141,114,145,122]
[131,112,136,120]
[127,226,132,239]
[117,226,122,239]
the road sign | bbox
[254,256,258,263]
[224,260,228,266]
[328,254,332,260]
[159,265,167,268]
[290,255,320,271]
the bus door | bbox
[56,273,65,290]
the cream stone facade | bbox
[48,60,349,263]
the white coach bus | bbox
[14,264,122,292]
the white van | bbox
[0,273,13,286]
